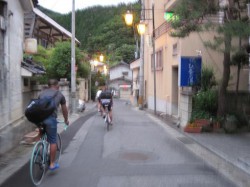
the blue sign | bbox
[179,56,202,87]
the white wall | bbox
[110,65,132,80]
[0,0,34,155]
[0,0,25,129]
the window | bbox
[172,43,178,56]
[23,78,29,86]
[151,48,163,71]
[122,71,128,76]
[22,77,31,92]
[151,54,154,70]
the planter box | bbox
[213,122,220,130]
[194,119,210,127]
[184,126,202,133]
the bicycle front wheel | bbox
[30,141,46,186]
[55,133,62,162]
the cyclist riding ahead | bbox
[38,79,69,171]
[99,86,113,124]
[96,88,102,112]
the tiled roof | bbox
[21,58,46,75]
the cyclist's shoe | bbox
[49,163,59,171]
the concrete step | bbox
[20,128,40,145]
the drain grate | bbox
[177,137,194,144]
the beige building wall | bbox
[130,59,140,106]
[143,0,249,126]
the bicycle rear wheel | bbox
[30,141,46,186]
[55,133,62,162]
[106,119,110,131]
[106,114,110,131]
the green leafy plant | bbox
[191,66,218,121]
[48,41,82,81]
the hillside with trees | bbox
[37,1,141,65]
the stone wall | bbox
[0,0,30,155]
[0,80,72,156]
[179,91,193,128]
[0,0,25,130]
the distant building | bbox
[109,61,132,100]
[130,58,140,106]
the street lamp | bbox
[125,3,156,114]
[100,54,104,62]
[137,21,146,35]
[99,54,109,88]
[125,10,133,26]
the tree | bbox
[40,2,141,65]
[48,41,82,82]
[231,50,249,104]
[170,0,250,117]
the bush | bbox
[193,90,218,116]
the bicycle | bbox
[30,121,67,186]
[103,104,111,131]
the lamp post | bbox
[99,54,110,88]
[125,3,145,110]
[125,3,156,114]
[71,0,76,113]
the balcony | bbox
[164,0,178,11]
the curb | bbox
[0,110,88,186]
[147,113,250,187]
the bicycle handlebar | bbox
[57,120,68,130]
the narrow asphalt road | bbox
[1,99,236,187]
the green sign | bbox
[164,12,179,22]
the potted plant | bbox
[184,121,202,133]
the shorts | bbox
[42,116,57,144]
[101,99,112,112]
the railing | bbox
[154,22,171,39]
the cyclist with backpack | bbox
[38,79,69,171]
[99,86,113,124]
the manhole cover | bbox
[109,150,158,163]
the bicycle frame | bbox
[30,122,65,185]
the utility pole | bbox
[152,3,156,115]
[247,3,250,92]
[71,0,76,113]
[138,1,144,110]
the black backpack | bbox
[100,90,112,99]
[25,91,58,124]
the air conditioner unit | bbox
[0,16,6,31]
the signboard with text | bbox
[179,56,202,87]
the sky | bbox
[38,0,138,14]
